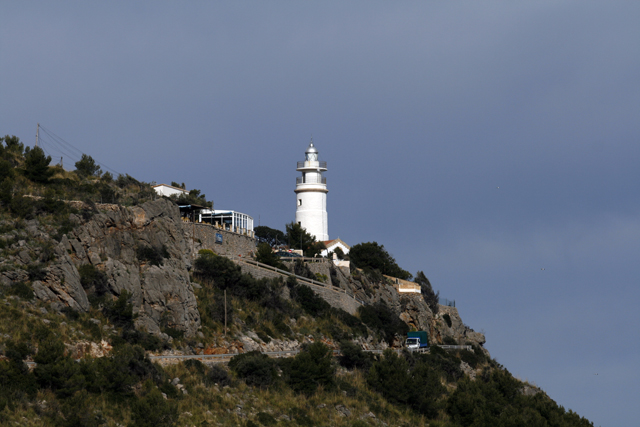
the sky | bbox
[2,2,639,425]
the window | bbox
[298,199,302,206]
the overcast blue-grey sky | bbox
[2,2,639,425]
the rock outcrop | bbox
[1,199,201,337]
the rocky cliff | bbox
[1,198,201,337]
[1,198,485,352]
[283,259,487,351]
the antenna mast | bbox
[35,123,39,148]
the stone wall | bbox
[188,223,257,259]
[282,259,335,286]
[235,260,361,315]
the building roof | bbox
[152,183,188,193]
[322,238,350,250]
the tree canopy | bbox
[349,241,412,280]
[173,188,212,208]
[415,271,439,314]
[23,146,54,183]
[284,222,325,257]
[75,154,102,178]
[255,225,285,247]
[255,242,288,270]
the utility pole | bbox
[35,123,39,148]
[224,289,227,338]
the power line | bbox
[38,125,123,176]
[38,133,82,164]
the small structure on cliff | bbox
[320,238,350,258]
[199,209,254,234]
[152,183,189,197]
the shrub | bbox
[458,348,484,369]
[23,146,54,183]
[367,350,444,418]
[75,154,102,178]
[78,264,109,297]
[358,302,408,345]
[229,351,278,388]
[293,259,315,280]
[256,412,277,426]
[285,342,335,395]
[349,241,412,280]
[0,349,38,402]
[255,242,287,270]
[136,245,169,266]
[130,382,178,427]
[338,340,372,370]
[103,290,134,327]
[415,271,439,314]
[9,195,34,218]
[194,252,242,288]
[290,284,331,317]
[205,364,232,387]
[27,264,47,282]
[443,313,452,327]
[425,345,463,382]
[207,294,234,326]
[8,282,34,300]
[443,336,457,345]
[114,328,164,351]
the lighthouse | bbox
[295,139,328,241]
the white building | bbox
[152,184,189,198]
[320,238,350,258]
[295,139,329,241]
[199,209,254,234]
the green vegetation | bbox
[0,135,161,215]
[0,132,594,426]
[255,242,288,270]
[443,314,452,328]
[415,271,439,314]
[74,154,102,178]
[358,302,409,345]
[193,251,368,343]
[254,225,285,247]
[136,244,170,267]
[171,188,212,208]
[284,221,326,257]
[349,241,412,280]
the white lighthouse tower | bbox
[295,139,328,241]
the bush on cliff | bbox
[415,270,439,314]
[255,242,288,271]
[338,340,373,371]
[349,241,412,280]
[367,349,444,419]
[229,351,278,389]
[284,342,335,395]
[358,302,408,345]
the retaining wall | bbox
[187,223,257,258]
[235,261,360,315]
[187,224,361,315]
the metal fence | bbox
[440,298,455,307]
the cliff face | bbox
[1,198,485,349]
[1,199,201,337]
[283,259,487,351]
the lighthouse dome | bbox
[305,140,319,161]
[306,141,318,154]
